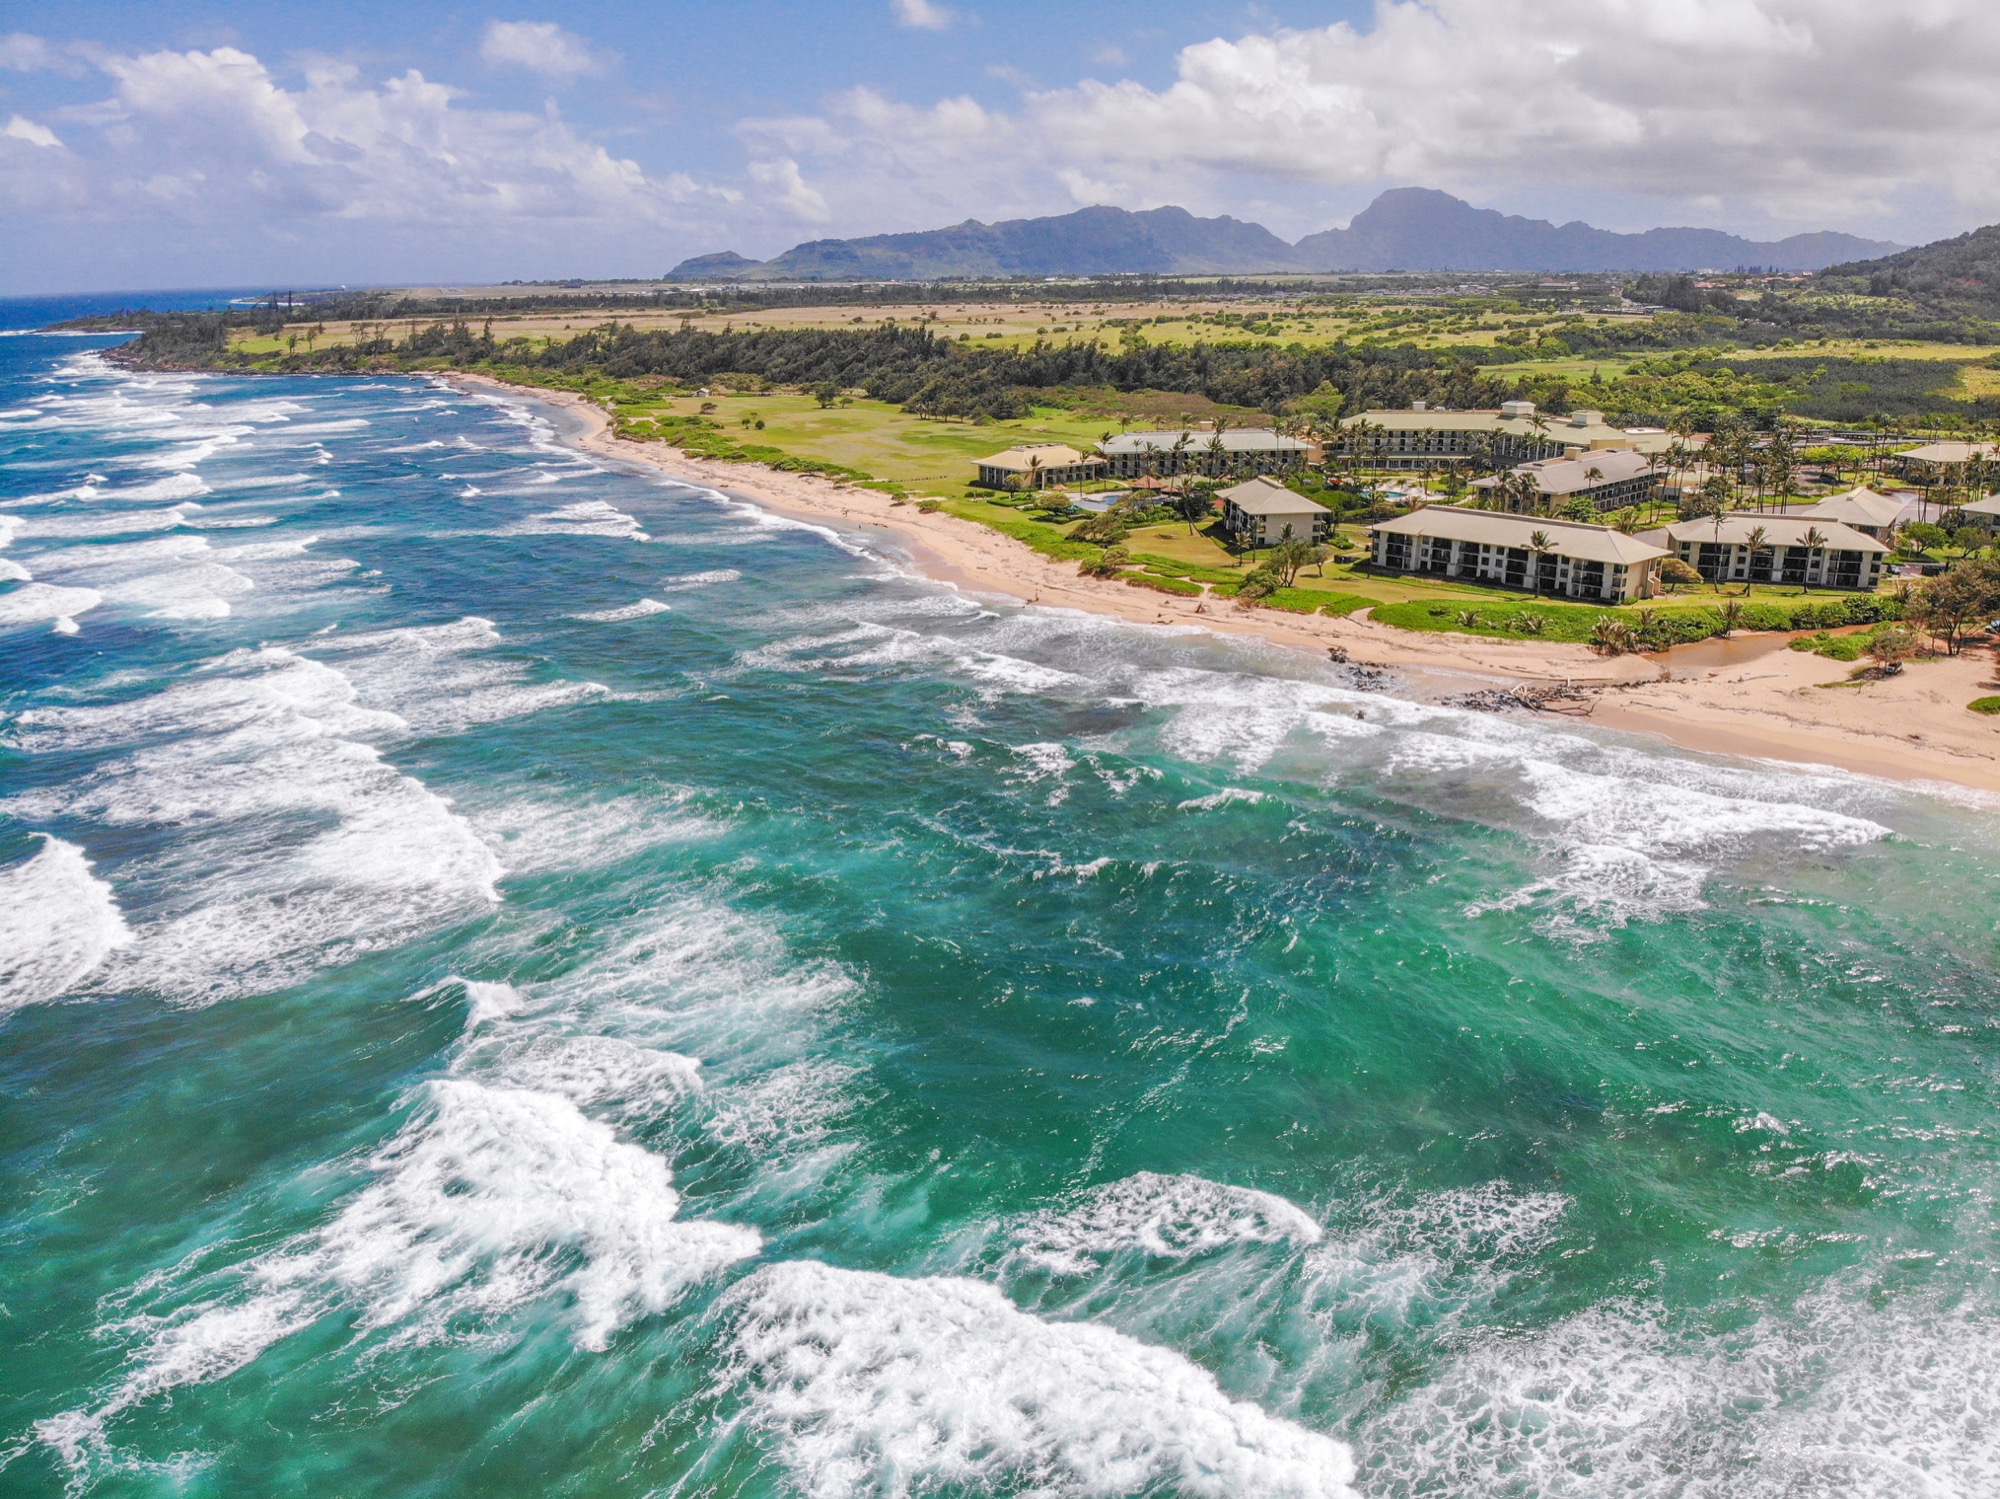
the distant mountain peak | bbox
[665,191,1904,282]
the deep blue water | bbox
[2,339,1998,1498]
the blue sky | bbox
[5,1,1998,293]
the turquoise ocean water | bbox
[2,333,1997,1497]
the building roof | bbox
[1369,505,1668,566]
[1471,447,1659,497]
[1896,441,2000,466]
[1638,514,1890,553]
[1355,408,1685,455]
[1796,487,1905,528]
[1959,493,2000,517]
[976,443,1094,472]
[1216,476,1330,516]
[1100,427,1311,455]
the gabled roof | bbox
[976,444,1095,471]
[1960,493,2000,517]
[1101,427,1311,455]
[1796,487,1905,528]
[1639,514,1890,553]
[1217,476,1329,515]
[1369,505,1667,565]
[1470,448,1658,496]
[1896,441,2000,465]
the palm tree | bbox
[1027,454,1044,491]
[1528,529,1552,596]
[1800,526,1828,590]
[1743,524,1769,587]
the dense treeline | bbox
[102,306,2000,430]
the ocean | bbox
[1,330,1996,1498]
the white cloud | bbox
[748,157,830,222]
[1,32,60,71]
[757,0,2000,242]
[891,0,954,32]
[0,43,735,267]
[5,114,62,148]
[479,20,605,82]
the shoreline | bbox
[453,373,2000,795]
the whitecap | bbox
[723,1259,1358,1499]
[1010,1172,1324,1276]
[571,598,671,623]
[0,837,132,1012]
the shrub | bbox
[1968,696,2000,715]
[1121,571,1203,597]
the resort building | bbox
[1367,505,1668,602]
[1958,493,2000,528]
[1339,402,1683,471]
[1098,427,1311,479]
[972,443,1105,491]
[1889,441,2000,483]
[1795,486,1905,540]
[1469,448,1663,513]
[1217,476,1334,546]
[1636,515,1889,589]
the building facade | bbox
[1368,505,1666,602]
[972,444,1105,490]
[1338,403,1682,472]
[1099,428,1311,479]
[1636,515,1889,589]
[1217,476,1333,546]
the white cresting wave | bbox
[1009,1172,1325,1277]
[4,646,502,1004]
[0,836,131,1012]
[723,1259,1359,1499]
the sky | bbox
[5,0,2000,294]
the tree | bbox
[1865,622,1923,672]
[1528,530,1552,595]
[813,382,839,408]
[1271,537,1318,585]
[1168,486,1214,534]
[1026,454,1044,490]
[1902,520,1949,556]
[1658,556,1703,592]
[1559,497,1596,522]
[1912,559,2000,654]
[1743,525,1770,586]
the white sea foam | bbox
[508,499,650,542]
[13,504,191,539]
[301,615,608,735]
[0,837,131,1012]
[1354,1283,2000,1499]
[663,568,741,590]
[1011,1172,1324,1276]
[0,582,102,629]
[5,649,500,1003]
[723,1259,1359,1499]
[38,1080,760,1470]
[571,598,671,622]
[1178,787,1269,812]
[466,789,719,875]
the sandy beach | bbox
[457,374,2000,795]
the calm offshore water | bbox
[2,336,1997,1499]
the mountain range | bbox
[669,188,1901,282]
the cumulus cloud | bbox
[765,0,2000,241]
[5,45,712,225]
[479,20,605,82]
[747,157,830,222]
[891,0,954,32]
